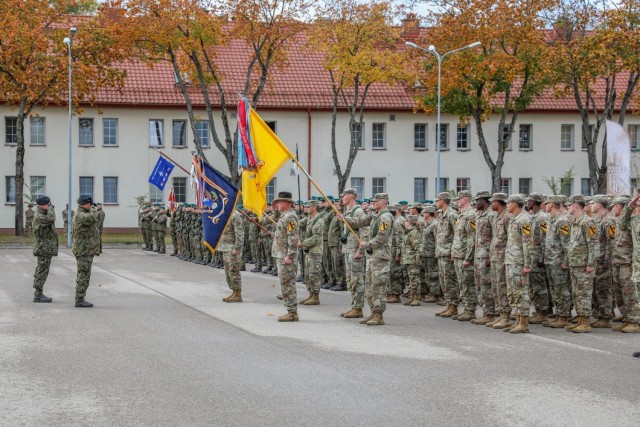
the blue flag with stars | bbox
[148,156,175,190]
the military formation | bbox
[136,188,640,333]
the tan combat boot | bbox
[503,315,521,332]
[571,316,592,333]
[493,313,513,329]
[529,312,548,324]
[299,292,313,304]
[435,305,451,317]
[612,321,630,332]
[343,308,363,318]
[222,290,236,302]
[366,311,385,326]
[509,315,530,334]
[548,316,570,328]
[303,293,320,305]
[590,318,611,328]
[386,294,401,304]
[456,310,476,322]
[409,295,422,306]
[277,311,299,322]
[403,293,414,305]
[423,294,439,303]
[620,322,640,333]
[224,290,243,303]
[340,308,353,317]
[359,312,375,324]
[486,313,505,327]
[471,314,495,325]
[440,304,458,318]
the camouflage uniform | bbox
[272,207,299,313]
[169,210,178,255]
[421,217,441,298]
[401,219,422,298]
[389,212,405,296]
[545,208,572,318]
[72,204,100,302]
[474,205,494,316]
[343,203,367,308]
[25,207,34,236]
[489,197,511,315]
[328,212,346,287]
[529,207,551,314]
[567,211,599,317]
[616,202,640,323]
[592,207,614,320]
[32,205,58,296]
[249,217,262,270]
[154,209,167,254]
[451,199,477,313]
[436,204,459,306]
[505,205,533,316]
[140,209,153,250]
[318,207,333,284]
[218,211,245,291]
[301,211,324,294]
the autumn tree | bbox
[546,0,640,193]
[414,0,553,193]
[308,0,412,193]
[0,0,130,235]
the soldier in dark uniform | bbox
[31,196,58,303]
[72,195,101,308]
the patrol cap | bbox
[546,195,564,204]
[489,192,508,202]
[567,194,586,205]
[456,190,472,199]
[585,196,593,204]
[409,202,423,210]
[371,193,388,201]
[77,195,92,205]
[507,194,525,205]
[36,196,50,206]
[474,191,491,201]
[526,192,544,203]
[423,205,436,214]
[405,215,419,225]
[613,195,631,205]
[341,188,357,197]
[305,200,320,208]
[389,203,400,211]
[559,195,568,204]
[592,194,609,206]
[436,192,452,201]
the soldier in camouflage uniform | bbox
[563,195,599,333]
[317,200,333,287]
[526,193,552,324]
[503,194,534,334]
[298,200,324,305]
[192,209,203,264]
[543,195,573,328]
[297,203,307,282]
[450,190,477,321]
[219,210,245,303]
[434,192,460,318]
[72,195,101,308]
[31,196,57,303]
[401,215,422,306]
[249,213,263,272]
[327,200,346,290]
[589,195,615,328]
[420,205,442,303]
[614,195,640,332]
[25,203,34,236]
[153,206,168,254]
[487,193,512,329]
[169,207,179,256]
[140,206,153,251]
[387,204,405,303]
[271,192,300,322]
[262,207,277,274]
[150,205,160,251]
[471,191,495,325]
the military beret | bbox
[398,200,409,205]
[546,195,564,204]
[526,192,544,203]
[371,193,388,202]
[36,196,50,206]
[77,194,92,205]
[364,198,372,203]
[305,200,320,208]
[613,195,631,205]
[356,199,363,204]
[457,190,472,199]
[423,205,436,214]
[436,192,452,201]
[567,194,586,204]
[474,191,491,200]
[592,194,609,206]
[96,202,102,206]
[405,215,419,224]
[507,194,525,205]
[489,192,508,202]
[421,200,434,205]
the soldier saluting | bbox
[31,196,57,303]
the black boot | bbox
[33,294,53,303]
[75,299,93,308]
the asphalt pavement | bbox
[1,247,639,427]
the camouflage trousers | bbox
[425,257,441,297]
[170,230,178,254]
[569,266,595,317]
[33,256,52,292]
[75,256,94,301]
[529,269,551,313]
[491,260,510,314]
[276,257,297,313]
[612,265,640,322]
[142,228,151,248]
[191,235,202,260]
[261,238,273,269]
[388,258,405,295]
[181,233,191,257]
[592,264,613,319]
[405,263,421,295]
[155,231,166,252]
[345,252,365,309]
[298,250,305,277]
[330,246,346,286]
[474,258,494,315]
[437,257,458,305]
[365,257,389,313]
[506,264,530,316]
[546,264,572,317]
[419,262,428,296]
[454,258,477,311]
[222,251,242,291]
[304,253,322,293]
[322,241,332,283]
[251,238,263,268]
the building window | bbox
[351,121,364,149]
[519,124,532,150]
[265,121,277,133]
[519,178,532,195]
[372,123,386,149]
[103,118,118,146]
[581,124,594,150]
[172,120,187,148]
[372,177,386,196]
[414,178,427,202]
[173,177,186,203]
[5,117,17,144]
[29,176,46,200]
[456,178,470,192]
[561,178,573,196]
[436,178,449,194]
[560,124,574,150]
[149,119,164,146]
[351,177,364,199]
[499,178,511,194]
[501,125,513,150]
[456,124,470,150]
[30,117,45,145]
[103,177,118,204]
[437,123,449,150]
[414,123,427,149]
[79,177,94,199]
[581,178,592,196]
[79,118,94,146]
[5,176,16,204]
[149,184,163,203]
[266,178,277,203]
[628,125,639,150]
[196,120,209,147]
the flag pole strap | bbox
[290,156,361,243]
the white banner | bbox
[606,120,631,196]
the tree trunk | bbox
[14,106,26,236]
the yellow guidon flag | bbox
[238,98,294,218]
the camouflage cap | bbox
[613,195,631,205]
[409,202,423,210]
[546,195,564,204]
[585,196,594,204]
[507,194,525,205]
[423,204,436,214]
[436,192,452,201]
[567,194,587,205]
[305,200,320,208]
[341,188,357,197]
[592,194,609,206]
[526,192,544,203]
[489,192,508,202]
[405,215,419,224]
[559,195,568,204]
[371,193,388,201]
[456,190,472,199]
[388,203,400,211]
[474,190,491,200]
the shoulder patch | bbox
[540,222,547,234]
[608,225,616,237]
[560,225,569,236]
[522,224,531,235]
[379,221,389,232]
[470,219,476,231]
[287,221,297,232]
[589,225,597,237]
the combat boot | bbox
[456,310,476,321]
[270,269,278,277]
[224,290,242,303]
[471,314,494,325]
[343,308,364,318]
[612,315,624,322]
[250,266,262,273]
[359,312,375,324]
[435,305,452,317]
[386,294,401,303]
[509,315,530,334]
[503,315,520,332]
[612,321,629,332]
[33,293,53,303]
[366,311,385,326]
[590,318,611,328]
[423,294,439,303]
[409,295,421,306]
[296,275,304,283]
[262,267,271,274]
[440,305,458,318]
[492,313,513,330]
[299,292,313,304]
[620,322,640,333]
[548,316,570,328]
[485,314,502,327]
[303,293,320,305]
[570,316,592,333]
[222,290,236,302]
[403,293,415,305]
[529,312,548,324]
[75,299,93,308]
[277,311,299,322]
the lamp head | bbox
[405,42,418,48]
[70,27,77,35]
[427,45,436,52]
[468,41,481,48]
[63,37,71,45]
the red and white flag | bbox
[168,186,176,213]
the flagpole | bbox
[289,156,361,243]
[236,207,270,233]
[154,148,190,175]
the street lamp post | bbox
[406,41,481,195]
[64,27,76,247]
